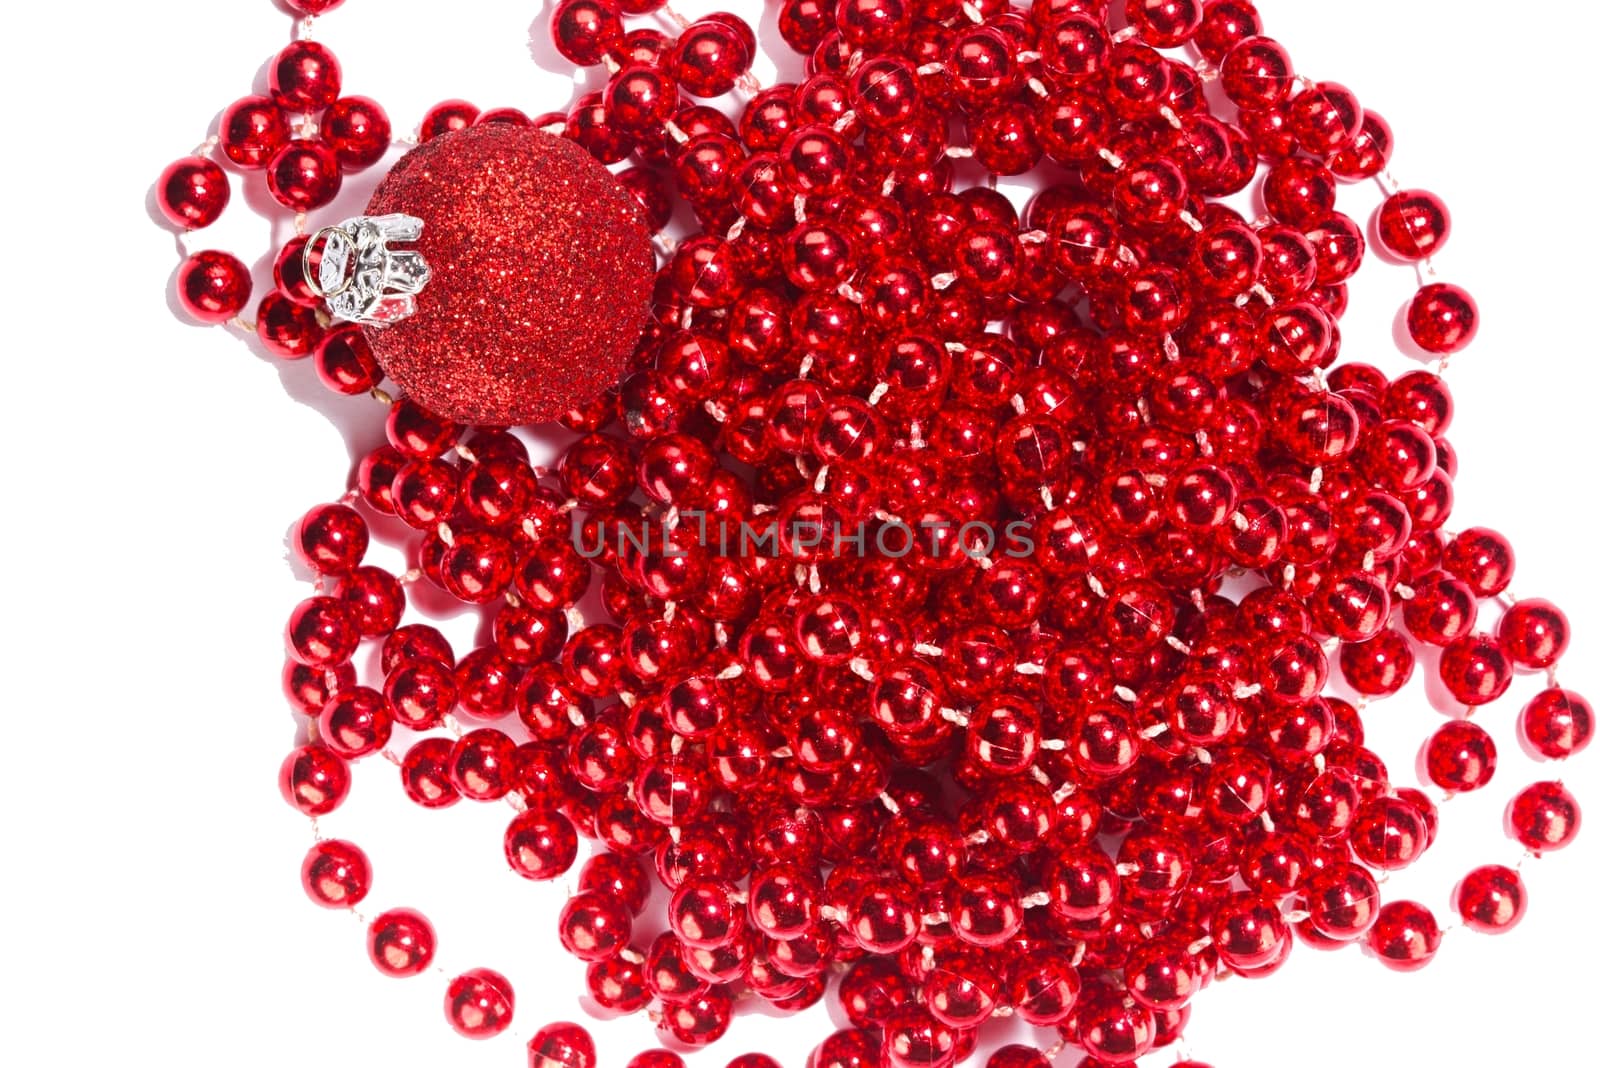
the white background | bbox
[4,1,1598,1066]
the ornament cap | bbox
[305,213,431,326]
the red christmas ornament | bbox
[362,123,654,425]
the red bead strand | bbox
[156,1,1591,1066]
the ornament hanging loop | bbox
[304,226,357,299]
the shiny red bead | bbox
[301,838,370,908]
[1329,109,1393,180]
[319,686,393,758]
[296,503,368,576]
[271,41,342,110]
[400,737,460,808]
[1339,628,1414,697]
[1128,0,1204,47]
[1497,598,1570,669]
[673,19,752,97]
[446,967,516,1038]
[657,987,733,1046]
[552,0,624,66]
[1520,688,1593,759]
[284,660,354,714]
[220,95,288,168]
[1351,795,1430,871]
[1377,189,1451,260]
[1366,900,1440,972]
[273,236,321,307]
[1509,781,1582,853]
[811,1028,878,1068]
[1219,36,1295,110]
[1406,282,1479,355]
[315,327,384,395]
[1443,527,1515,596]
[1076,993,1157,1063]
[628,1053,684,1068]
[267,141,343,211]
[881,1002,957,1068]
[607,66,679,135]
[1288,81,1362,155]
[506,810,580,879]
[1304,862,1381,941]
[279,744,350,816]
[1455,865,1526,934]
[1438,634,1513,706]
[368,907,437,976]
[157,158,230,228]
[1425,719,1497,792]
[560,891,633,961]
[421,99,481,140]
[587,954,650,1012]
[323,96,392,169]
[176,250,251,324]
[451,728,519,800]
[529,1022,597,1068]
[258,291,325,359]
[286,596,359,667]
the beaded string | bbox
[160,1,1588,1066]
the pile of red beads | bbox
[160,1,1590,1066]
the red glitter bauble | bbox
[364,123,653,425]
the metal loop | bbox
[302,226,355,300]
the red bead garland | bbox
[156,1,1591,1067]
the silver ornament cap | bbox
[304,214,431,327]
